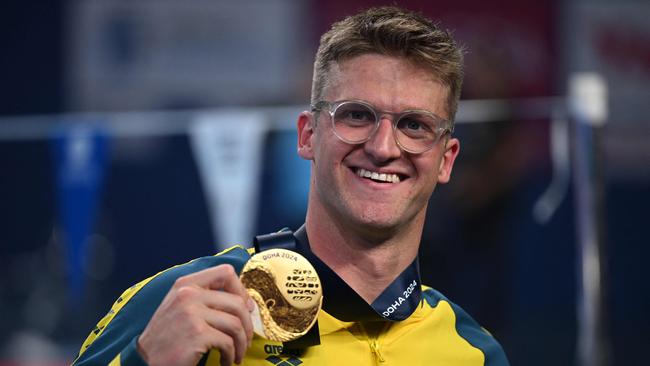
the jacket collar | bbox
[294,225,423,323]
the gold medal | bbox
[240,248,323,342]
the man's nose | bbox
[363,117,402,162]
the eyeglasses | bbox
[311,99,453,154]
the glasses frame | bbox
[311,99,453,154]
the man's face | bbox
[298,54,459,235]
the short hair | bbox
[312,6,464,123]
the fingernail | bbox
[247,298,255,311]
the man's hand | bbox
[137,264,255,366]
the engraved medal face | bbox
[240,248,323,342]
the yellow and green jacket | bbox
[72,245,509,365]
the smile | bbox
[355,168,401,183]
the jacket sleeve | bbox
[105,337,148,366]
[71,246,250,365]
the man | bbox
[73,6,509,366]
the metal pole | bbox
[569,73,609,366]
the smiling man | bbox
[298,52,459,304]
[73,6,509,366]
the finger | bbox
[199,289,254,342]
[176,265,252,310]
[203,326,236,366]
[207,265,252,308]
[201,307,249,363]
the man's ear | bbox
[297,111,316,160]
[437,137,460,184]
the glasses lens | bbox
[395,113,443,153]
[332,102,377,143]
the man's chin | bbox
[345,214,406,242]
[349,203,427,241]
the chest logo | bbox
[265,355,303,366]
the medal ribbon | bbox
[294,225,422,322]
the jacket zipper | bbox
[359,322,388,364]
[369,339,386,363]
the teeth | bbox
[356,168,401,183]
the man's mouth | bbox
[355,168,402,183]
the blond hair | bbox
[312,6,464,122]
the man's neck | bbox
[304,206,424,304]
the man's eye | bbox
[398,115,439,140]
[335,105,375,124]
[402,118,431,132]
[405,119,423,130]
[347,110,372,120]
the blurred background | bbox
[1,0,649,365]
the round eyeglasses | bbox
[311,100,453,154]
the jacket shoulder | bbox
[421,286,510,366]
